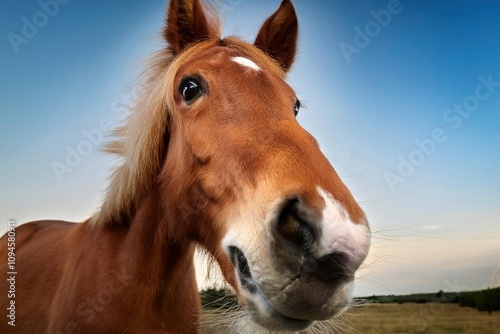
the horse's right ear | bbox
[164,0,216,55]
[254,0,298,72]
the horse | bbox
[0,0,371,333]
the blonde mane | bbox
[90,30,285,226]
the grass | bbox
[340,303,500,334]
[201,303,500,334]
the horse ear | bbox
[163,0,215,55]
[254,0,298,72]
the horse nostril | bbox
[277,199,315,251]
[313,252,354,283]
[228,246,257,293]
[228,246,252,280]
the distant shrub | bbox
[458,292,476,308]
[458,287,500,314]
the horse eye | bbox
[294,99,301,116]
[179,77,203,103]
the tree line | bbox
[457,288,500,315]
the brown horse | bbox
[0,0,370,333]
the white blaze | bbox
[231,56,261,71]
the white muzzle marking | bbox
[316,187,370,265]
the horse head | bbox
[94,0,371,331]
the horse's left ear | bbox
[254,0,298,72]
[163,0,216,55]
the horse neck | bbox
[113,185,201,328]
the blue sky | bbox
[1,0,499,296]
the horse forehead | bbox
[178,46,296,113]
[182,47,284,83]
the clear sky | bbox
[1,0,499,296]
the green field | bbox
[202,303,500,333]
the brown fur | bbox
[0,1,368,333]
[254,0,298,72]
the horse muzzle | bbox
[223,189,371,331]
